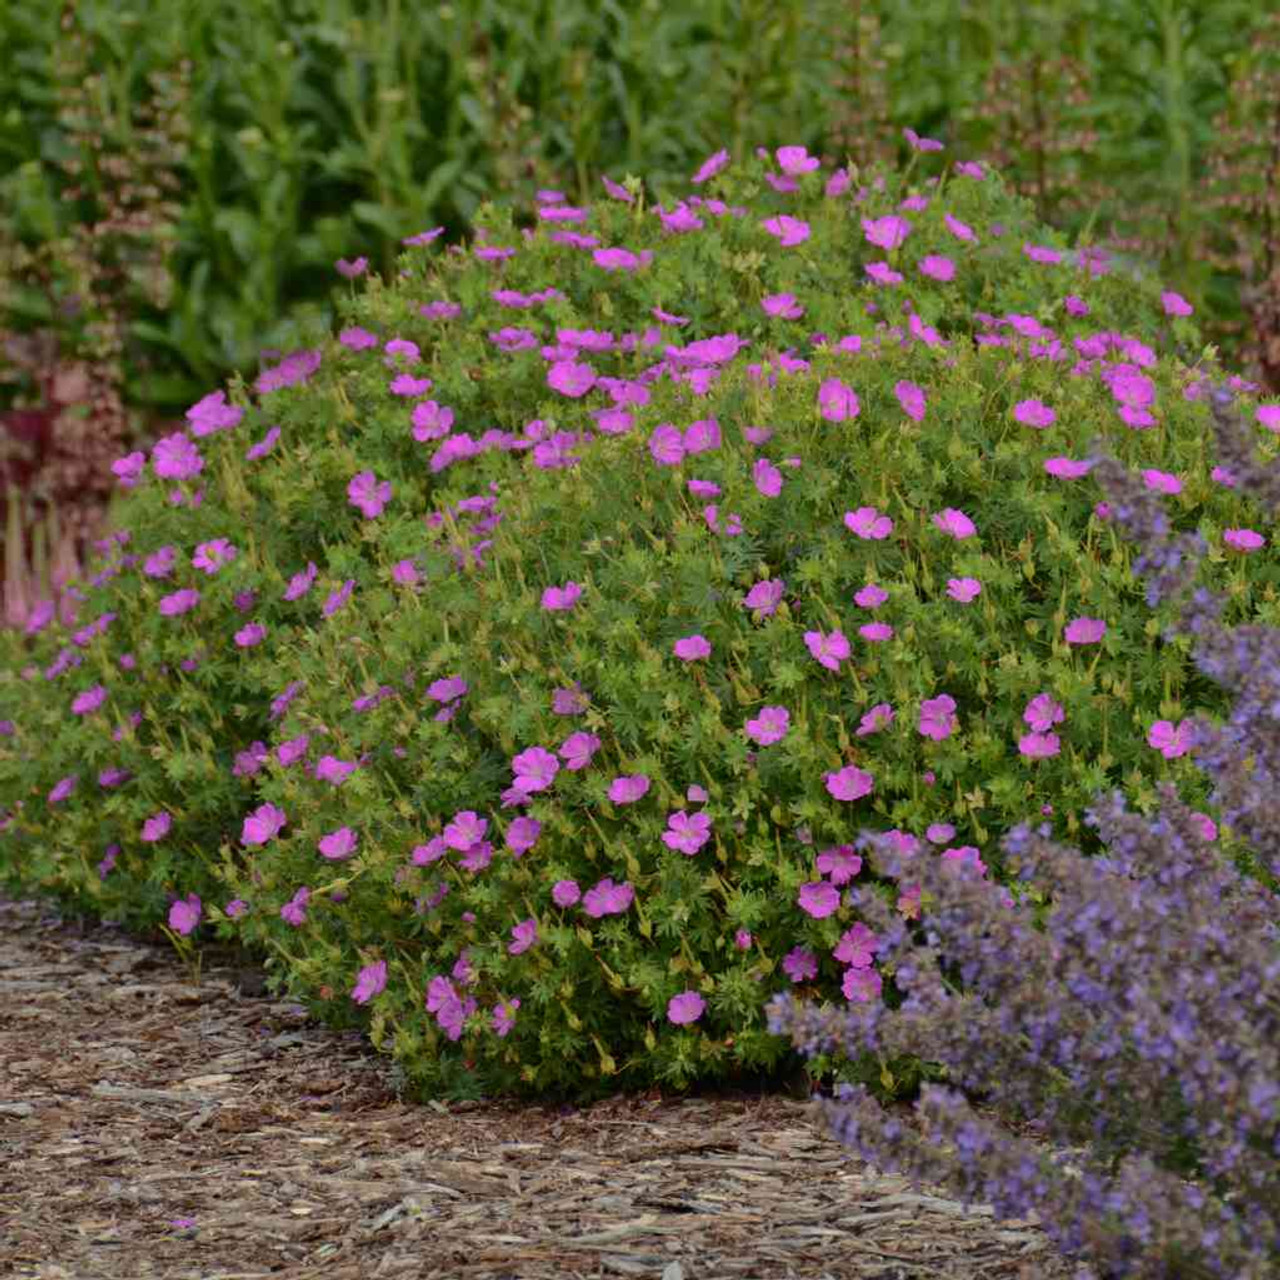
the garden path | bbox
[0,897,1071,1280]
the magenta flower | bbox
[761,292,804,319]
[1064,617,1106,645]
[649,423,686,465]
[242,803,286,847]
[866,262,903,285]
[513,745,560,792]
[942,846,987,876]
[743,578,786,615]
[558,732,601,771]
[919,254,955,282]
[782,946,818,983]
[152,431,204,480]
[492,998,521,1037]
[662,810,713,856]
[818,378,860,422]
[348,471,392,518]
[142,811,172,843]
[776,144,820,175]
[552,879,582,908]
[932,508,977,539]
[1257,405,1280,432]
[745,705,790,746]
[894,380,927,421]
[667,991,706,1025]
[1018,732,1061,759]
[1148,719,1195,759]
[944,213,976,242]
[926,823,956,844]
[593,247,648,271]
[843,967,883,1003]
[1044,457,1093,479]
[168,893,202,936]
[582,877,634,918]
[858,622,895,642]
[844,506,893,539]
[918,694,958,741]
[825,765,874,802]
[673,634,711,661]
[192,538,238,574]
[691,148,730,184]
[761,215,810,246]
[413,838,447,865]
[1024,693,1065,732]
[798,881,841,919]
[1161,290,1193,317]
[946,577,982,603]
[318,826,358,860]
[1142,469,1182,496]
[1224,528,1266,551]
[862,215,911,250]
[159,588,200,617]
[753,457,784,497]
[816,845,863,885]
[608,774,651,804]
[411,400,455,441]
[855,703,895,736]
[834,922,879,968]
[444,810,488,851]
[336,256,367,278]
[315,755,357,786]
[280,886,310,927]
[547,360,596,397]
[854,583,889,608]
[351,960,388,1004]
[804,629,850,671]
[235,622,266,647]
[541,581,583,611]
[144,545,177,577]
[508,918,538,956]
[1013,399,1056,429]
[506,816,541,856]
[72,684,108,716]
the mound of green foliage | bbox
[3,145,1279,1101]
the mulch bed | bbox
[0,895,1073,1279]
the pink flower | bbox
[159,588,200,617]
[1161,290,1193,317]
[834,923,879,968]
[582,877,634,917]
[547,360,596,397]
[797,881,841,919]
[816,845,863,885]
[743,578,786,615]
[513,746,560,792]
[1013,399,1056,429]
[854,583,889,608]
[753,457,784,497]
[508,918,538,955]
[662,810,713,856]
[1024,693,1065,732]
[946,577,982,603]
[858,622,894,642]
[492,998,521,1037]
[608,774,651,804]
[1024,243,1061,264]
[348,471,392,518]
[761,215,810,246]
[1148,719,1195,759]
[918,694,958,741]
[506,817,541,856]
[894,380,927,421]
[866,262,903,285]
[783,946,818,982]
[691,149,730,184]
[942,846,987,876]
[1142,469,1182,495]
[541,581,583,611]
[926,823,955,844]
[168,893,202,936]
[315,755,357,786]
[944,213,976,242]
[762,292,805,319]
[351,960,388,1005]
[1064,617,1106,645]
[72,684,108,716]
[903,127,943,152]
[1257,405,1280,432]
[843,966,883,1003]
[824,765,874,801]
[735,929,753,950]
[558,732,600,772]
[318,826,358,860]
[1190,813,1218,842]
[667,991,706,1025]
[192,538,238,574]
[745,705,791,746]
[855,703,895,736]
[818,378,860,422]
[142,811,172,842]
[776,145,820,175]
[1224,528,1266,551]
[1018,732,1061,759]
[931,508,977,539]
[1044,457,1093,479]
[444,811,488,851]
[280,886,310,927]
[862,215,911,251]
[552,880,581,907]
[242,803,286,846]
[805,629,850,671]
[844,506,894,539]
[919,255,955,282]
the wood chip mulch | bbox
[0,896,1074,1280]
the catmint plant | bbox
[770,387,1280,1278]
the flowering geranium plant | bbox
[770,387,1280,1278]
[2,139,1278,1101]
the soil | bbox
[0,895,1074,1280]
